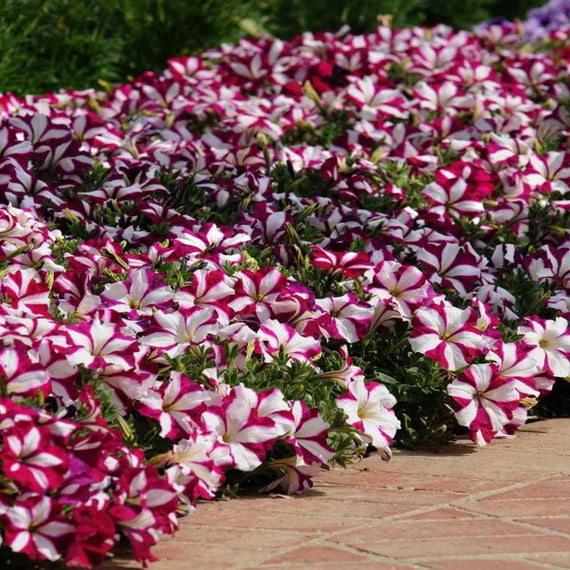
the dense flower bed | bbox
[1,15,570,568]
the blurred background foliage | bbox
[0,0,545,95]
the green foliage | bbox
[0,0,545,96]
[365,160,432,212]
[159,170,242,226]
[260,0,420,36]
[0,547,62,569]
[271,163,331,199]
[259,0,544,37]
[497,268,558,321]
[0,0,256,96]
[351,324,457,449]
[49,237,80,267]
[224,356,335,408]
[0,0,124,95]
[281,111,353,148]
[117,0,254,78]
[74,162,111,196]
[171,342,367,466]
[524,201,570,254]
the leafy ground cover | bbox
[1,8,570,570]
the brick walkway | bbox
[107,418,570,570]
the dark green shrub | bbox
[0,0,257,95]
[259,0,545,37]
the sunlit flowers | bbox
[0,9,568,568]
[336,379,400,459]
[447,363,521,445]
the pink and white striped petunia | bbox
[142,307,219,359]
[336,378,400,459]
[409,303,488,371]
[0,345,50,397]
[138,372,219,439]
[315,294,373,343]
[517,316,570,378]
[523,151,570,194]
[101,268,174,316]
[176,269,234,308]
[367,261,432,319]
[4,496,74,562]
[172,223,250,264]
[311,245,374,279]
[447,363,521,446]
[66,318,138,371]
[0,269,51,316]
[202,384,282,472]
[346,77,408,120]
[422,178,486,218]
[228,267,287,321]
[285,400,334,465]
[254,319,322,365]
[486,341,542,397]
[258,456,321,495]
[416,243,483,296]
[2,423,69,492]
[164,431,225,504]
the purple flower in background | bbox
[523,0,570,41]
[477,0,570,43]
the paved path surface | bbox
[107,418,570,570]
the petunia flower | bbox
[447,363,521,446]
[518,316,570,378]
[409,303,487,371]
[336,378,400,459]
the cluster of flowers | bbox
[1,15,570,567]
[523,0,570,42]
[479,0,570,44]
[0,204,399,566]
[0,397,178,567]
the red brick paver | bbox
[105,419,570,570]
